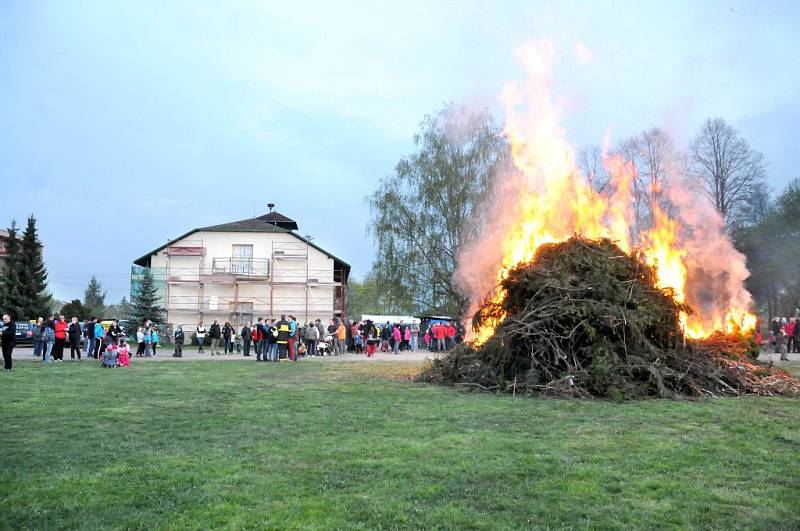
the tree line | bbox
[0,215,164,325]
[360,104,790,321]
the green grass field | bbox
[1,360,798,530]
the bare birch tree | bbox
[690,118,767,231]
[577,145,607,193]
[614,128,685,234]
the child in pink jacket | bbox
[118,342,131,368]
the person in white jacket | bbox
[135,327,145,357]
[196,322,206,354]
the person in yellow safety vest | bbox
[336,320,347,356]
[275,315,291,360]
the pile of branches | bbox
[420,237,799,399]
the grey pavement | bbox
[8,345,439,363]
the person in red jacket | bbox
[53,315,69,362]
[434,322,447,352]
[446,322,456,350]
[785,318,796,354]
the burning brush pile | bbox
[420,41,800,399]
[420,236,800,399]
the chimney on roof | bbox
[267,203,275,212]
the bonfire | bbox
[420,236,800,399]
[420,41,799,399]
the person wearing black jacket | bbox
[275,315,290,360]
[241,322,252,356]
[209,320,221,356]
[266,319,279,362]
[380,322,391,352]
[107,321,122,346]
[222,322,234,355]
[1,314,15,371]
[68,317,82,360]
[173,325,185,358]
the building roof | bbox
[199,217,288,233]
[132,213,350,279]
[256,211,299,231]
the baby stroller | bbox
[317,338,332,356]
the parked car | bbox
[14,321,34,345]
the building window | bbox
[232,244,253,274]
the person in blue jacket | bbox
[288,316,297,360]
[94,320,105,359]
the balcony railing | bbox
[209,257,270,277]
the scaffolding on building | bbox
[143,239,347,326]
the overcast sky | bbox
[2,0,798,302]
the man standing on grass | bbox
[173,325,185,358]
[208,320,221,356]
[276,315,291,360]
[32,317,43,358]
[1,314,16,371]
[266,319,279,361]
[241,322,252,357]
[68,317,82,361]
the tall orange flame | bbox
[466,40,755,345]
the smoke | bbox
[453,39,754,338]
[663,172,754,327]
[454,167,526,319]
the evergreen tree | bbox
[0,221,25,319]
[60,299,87,319]
[83,275,106,317]
[130,268,165,324]
[19,215,51,317]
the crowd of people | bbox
[0,314,133,370]
[766,315,800,361]
[25,315,126,363]
[182,317,464,361]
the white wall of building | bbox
[147,230,343,327]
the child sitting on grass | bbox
[102,344,118,368]
[117,341,130,368]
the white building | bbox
[132,207,350,327]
